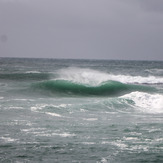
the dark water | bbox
[0,58,163,162]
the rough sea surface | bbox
[0,58,163,162]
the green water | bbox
[0,58,163,162]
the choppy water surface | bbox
[0,58,163,162]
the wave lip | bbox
[58,67,163,85]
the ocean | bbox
[0,58,163,163]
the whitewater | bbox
[0,58,163,162]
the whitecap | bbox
[123,137,139,141]
[101,141,110,145]
[145,68,163,75]
[25,71,41,73]
[111,141,128,149]
[9,106,23,110]
[109,74,163,84]
[121,92,163,113]
[82,142,96,145]
[13,99,34,101]
[46,112,62,117]
[0,136,18,143]
[83,118,98,121]
[0,97,4,100]
[52,132,76,137]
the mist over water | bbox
[0,58,163,162]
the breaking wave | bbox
[58,67,163,85]
[33,79,153,96]
[121,92,163,113]
[1,67,163,84]
[30,67,161,96]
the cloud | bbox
[138,0,163,13]
[0,0,163,60]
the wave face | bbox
[34,80,134,96]
[33,68,155,96]
[0,66,160,96]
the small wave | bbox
[0,96,4,100]
[33,79,151,96]
[83,118,98,121]
[121,92,163,113]
[0,136,18,143]
[30,104,67,118]
[25,71,41,74]
[46,112,62,117]
[145,69,163,76]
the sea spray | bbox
[58,67,163,85]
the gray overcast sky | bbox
[0,0,163,60]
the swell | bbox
[32,80,154,96]
[0,73,50,81]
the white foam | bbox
[80,109,87,112]
[1,136,18,142]
[111,141,128,149]
[155,138,163,141]
[145,68,163,75]
[25,71,41,73]
[0,97,4,100]
[46,112,62,117]
[31,104,66,117]
[82,142,96,145]
[123,137,139,141]
[21,128,46,133]
[101,141,110,144]
[148,128,161,133]
[83,118,98,121]
[9,106,23,110]
[57,67,163,85]
[109,74,163,84]
[31,104,70,112]
[13,99,35,101]
[100,157,109,163]
[52,132,76,137]
[121,92,163,113]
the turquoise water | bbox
[0,58,163,162]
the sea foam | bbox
[121,92,163,113]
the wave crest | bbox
[58,67,163,85]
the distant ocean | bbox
[0,58,163,163]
